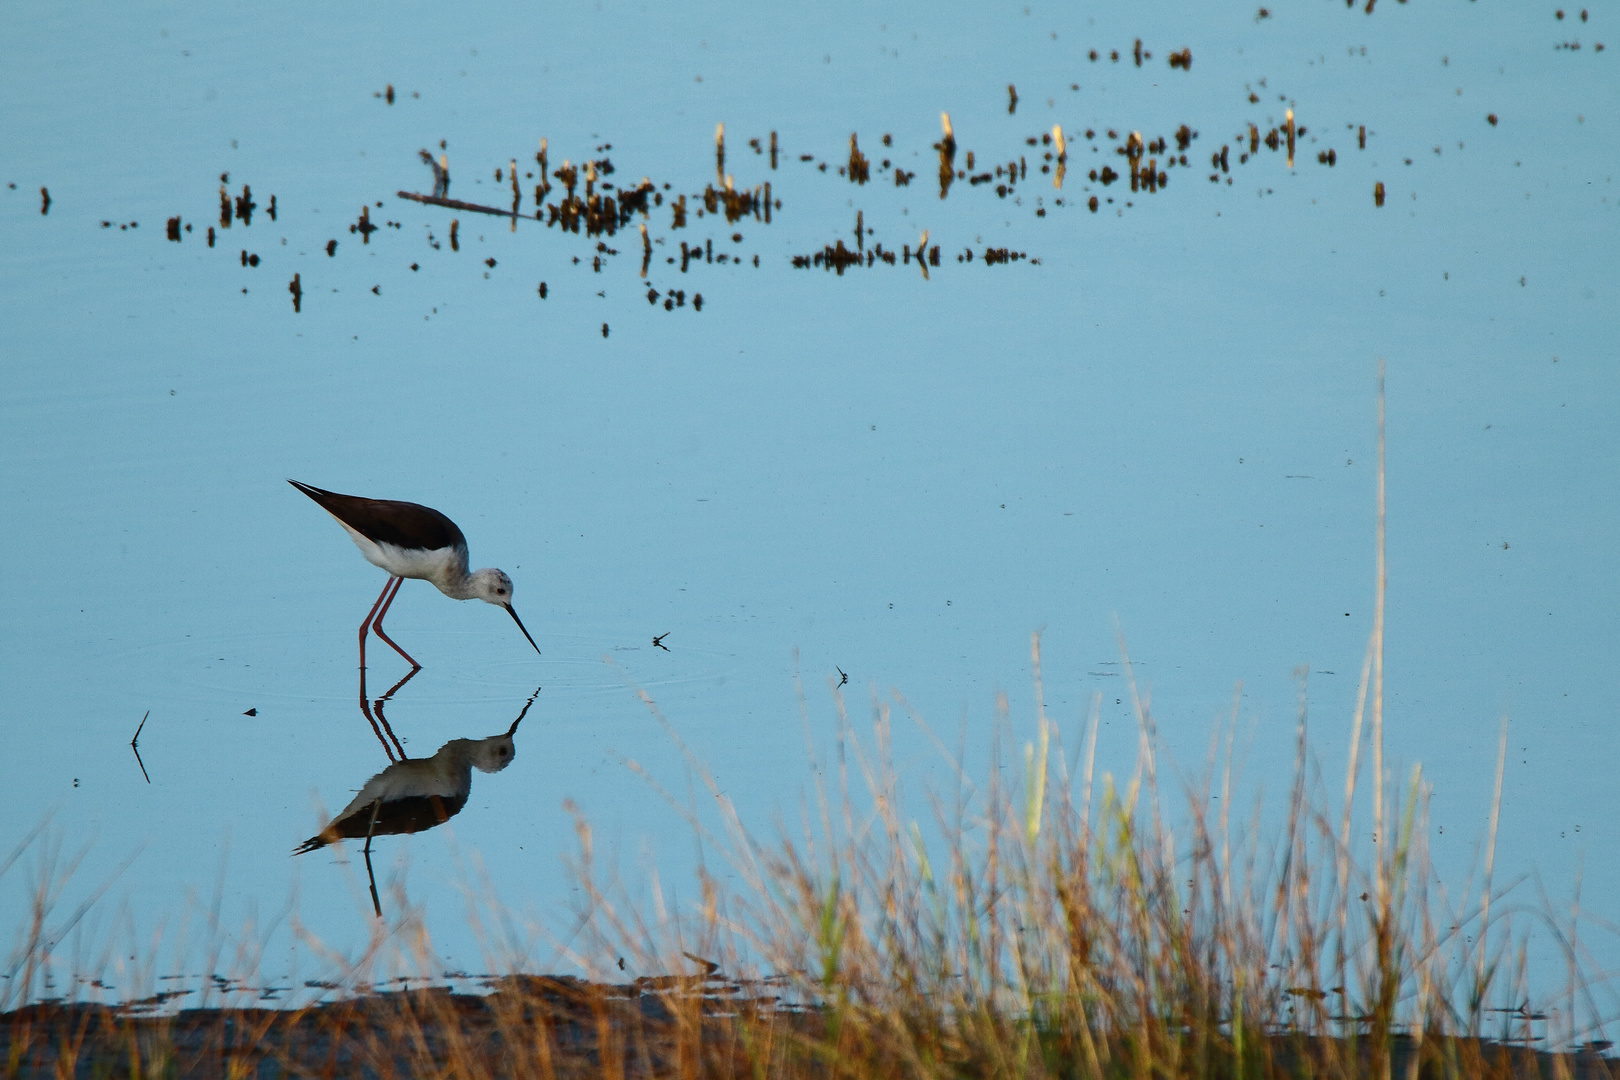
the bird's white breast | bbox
[337,521,463,587]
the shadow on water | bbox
[295,685,541,918]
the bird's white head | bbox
[467,567,515,605]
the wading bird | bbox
[289,480,540,670]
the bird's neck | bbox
[435,556,477,599]
[434,739,480,773]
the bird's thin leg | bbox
[363,800,383,919]
[370,576,421,670]
[358,576,399,673]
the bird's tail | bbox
[287,478,331,502]
[292,834,329,856]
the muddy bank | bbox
[2,977,1614,1080]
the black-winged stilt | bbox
[288,480,540,670]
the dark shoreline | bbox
[4,979,1615,1080]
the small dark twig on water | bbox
[131,711,151,784]
[682,952,719,975]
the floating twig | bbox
[397,190,520,219]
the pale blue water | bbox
[1,0,1616,1012]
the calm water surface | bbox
[1,0,1615,1002]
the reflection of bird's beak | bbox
[507,683,541,736]
[505,604,541,655]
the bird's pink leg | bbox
[370,577,421,670]
[358,576,400,673]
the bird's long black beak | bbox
[505,604,541,655]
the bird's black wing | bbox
[292,792,470,854]
[288,480,465,552]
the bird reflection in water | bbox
[296,685,540,916]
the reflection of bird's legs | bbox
[370,577,420,670]
[363,800,383,919]
[358,666,400,762]
[359,698,396,761]
[370,669,415,760]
